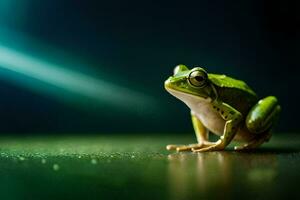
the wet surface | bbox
[0,134,299,200]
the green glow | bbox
[0,44,158,114]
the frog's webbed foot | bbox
[192,140,226,152]
[234,132,272,151]
[166,141,214,152]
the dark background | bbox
[0,0,298,134]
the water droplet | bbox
[53,164,60,171]
[41,159,47,164]
[131,155,135,159]
[91,159,97,164]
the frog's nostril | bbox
[164,79,171,86]
[164,77,174,88]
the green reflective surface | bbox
[0,134,299,200]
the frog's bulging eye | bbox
[188,69,208,87]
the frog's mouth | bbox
[165,87,211,105]
[164,78,211,103]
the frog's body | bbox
[165,65,281,152]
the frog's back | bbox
[208,73,258,115]
[208,74,256,95]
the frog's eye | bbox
[188,69,208,87]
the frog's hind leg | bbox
[166,111,212,152]
[234,131,271,150]
[234,96,280,151]
[246,96,280,134]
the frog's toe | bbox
[234,145,249,151]
[193,145,223,152]
[176,143,204,152]
[234,140,264,151]
[166,144,180,151]
[192,140,225,152]
[166,143,204,152]
[167,141,215,152]
[234,144,259,151]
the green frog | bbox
[164,65,281,152]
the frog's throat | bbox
[165,88,212,108]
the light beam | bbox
[0,44,158,115]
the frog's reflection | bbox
[167,152,277,200]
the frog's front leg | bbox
[166,111,213,152]
[193,102,242,152]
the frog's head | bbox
[164,65,216,104]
